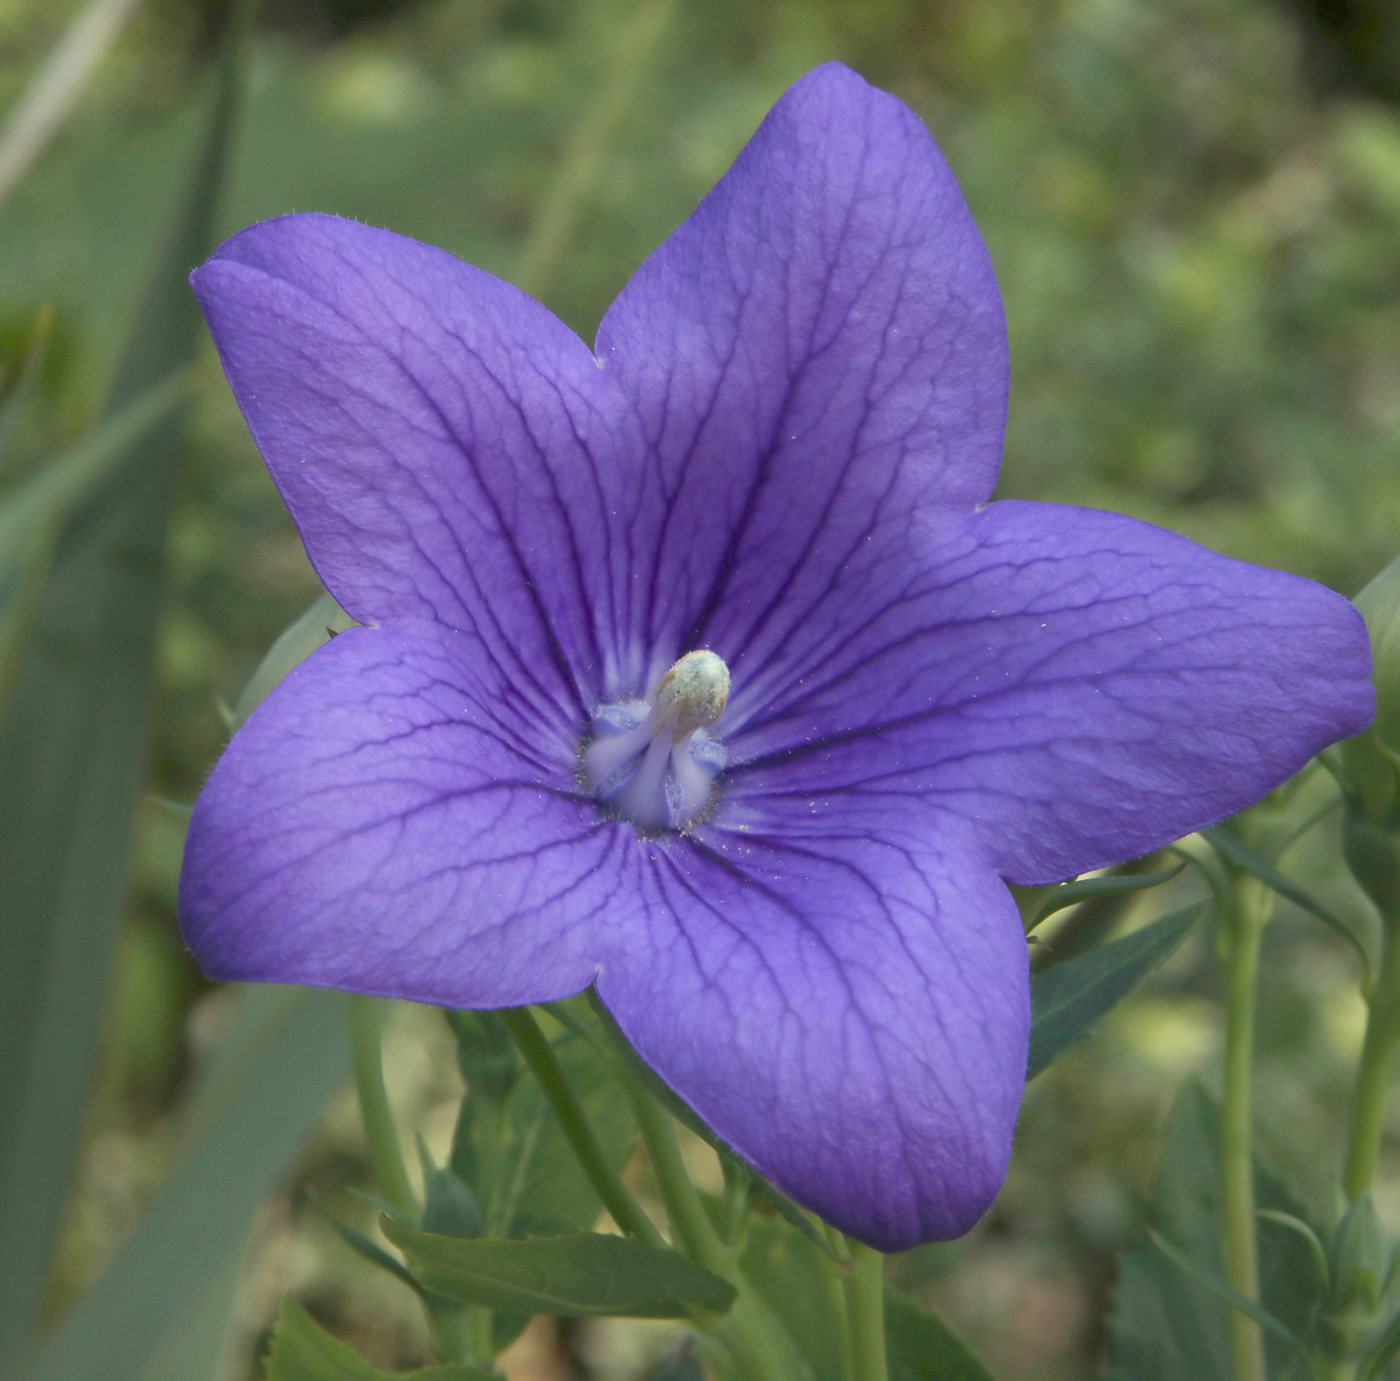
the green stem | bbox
[1344,916,1400,1200]
[623,1082,730,1269]
[348,994,417,1223]
[499,1006,666,1250]
[618,1077,803,1381]
[845,1242,888,1381]
[1221,874,1272,1381]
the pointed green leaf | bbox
[232,590,354,727]
[0,1,257,1358]
[264,1295,494,1381]
[1201,825,1371,978]
[1028,862,1187,931]
[885,1289,996,1381]
[312,1201,424,1297]
[1107,1082,1327,1381]
[1028,900,1207,1079]
[381,1223,736,1318]
[1146,1230,1311,1361]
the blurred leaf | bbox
[1146,1229,1310,1362]
[20,985,350,1381]
[885,1288,996,1381]
[1362,1308,1400,1381]
[314,1201,424,1296]
[1200,825,1371,978]
[0,0,256,1358]
[422,1165,483,1241]
[0,0,146,212]
[264,1295,493,1381]
[381,1223,736,1318]
[0,305,54,479]
[0,370,188,722]
[1028,862,1187,931]
[645,1355,704,1381]
[233,590,354,728]
[584,990,835,1257]
[1107,1082,1324,1381]
[738,1218,840,1381]
[1028,900,1208,1080]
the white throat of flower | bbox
[584,651,730,831]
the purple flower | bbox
[179,63,1373,1250]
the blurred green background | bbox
[1,0,1398,1376]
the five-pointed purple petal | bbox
[180,62,1374,1250]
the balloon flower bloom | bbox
[180,63,1373,1250]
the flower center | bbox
[583,650,730,831]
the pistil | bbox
[584,650,730,830]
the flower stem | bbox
[1220,874,1272,1381]
[844,1241,888,1381]
[1344,913,1400,1199]
[348,994,417,1223]
[617,1075,804,1381]
[498,1006,666,1250]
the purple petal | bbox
[179,625,617,1003]
[598,811,1027,1251]
[183,619,1027,1248]
[725,500,1375,884]
[191,214,638,721]
[596,61,1007,683]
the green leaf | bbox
[381,1223,736,1318]
[0,304,54,479]
[1106,1082,1326,1381]
[232,590,354,728]
[1361,1307,1400,1380]
[885,1288,996,1381]
[1028,900,1207,1079]
[19,985,350,1381]
[0,370,189,722]
[0,1,256,1358]
[1027,862,1187,931]
[312,1200,425,1297]
[1200,825,1371,980]
[1146,1229,1311,1362]
[738,1218,840,1380]
[264,1295,494,1381]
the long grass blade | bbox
[0,3,255,1360]
[18,986,349,1381]
[0,0,146,212]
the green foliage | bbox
[884,1289,996,1381]
[18,985,350,1381]
[1202,825,1373,978]
[1107,1082,1326,1381]
[264,1295,494,1381]
[380,1222,737,1317]
[1026,861,1187,931]
[0,4,253,1360]
[1028,901,1208,1080]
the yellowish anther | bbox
[652,650,729,740]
